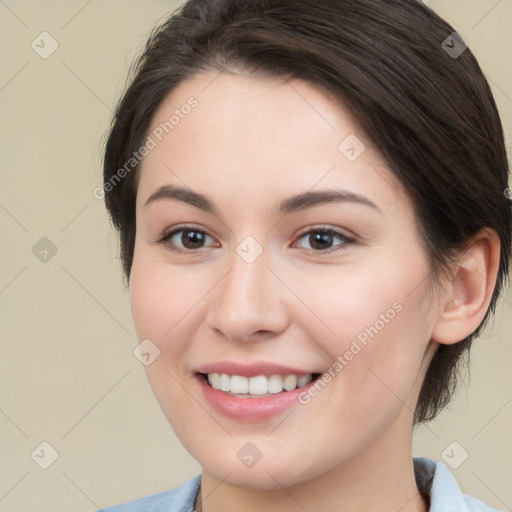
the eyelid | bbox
[294,224,356,241]
[159,223,212,241]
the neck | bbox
[196,409,429,512]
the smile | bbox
[194,362,323,420]
[204,372,315,396]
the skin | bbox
[129,69,500,512]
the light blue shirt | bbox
[99,457,500,511]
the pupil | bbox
[183,230,204,249]
[311,232,332,250]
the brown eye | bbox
[159,227,216,253]
[295,227,354,253]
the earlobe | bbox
[431,228,500,346]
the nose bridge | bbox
[206,242,288,342]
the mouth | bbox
[194,361,325,421]
[198,372,322,398]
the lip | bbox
[195,361,317,378]
[194,363,321,422]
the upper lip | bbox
[195,361,320,378]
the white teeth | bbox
[297,375,313,387]
[220,373,231,392]
[230,375,249,394]
[268,374,283,393]
[206,372,314,395]
[249,375,268,394]
[208,372,221,390]
[282,374,298,391]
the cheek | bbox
[129,253,201,353]
[129,258,208,440]
[294,260,434,411]
[291,261,425,353]
[129,254,192,395]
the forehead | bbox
[137,70,409,215]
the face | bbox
[129,69,440,490]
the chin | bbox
[196,445,327,491]
[207,464,304,491]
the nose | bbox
[205,247,290,344]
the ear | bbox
[431,228,501,345]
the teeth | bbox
[220,373,230,392]
[297,375,313,387]
[268,374,283,393]
[209,372,221,390]
[249,375,268,394]
[206,372,314,395]
[230,375,249,394]
[282,374,298,391]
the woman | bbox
[99,0,510,510]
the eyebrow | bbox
[144,184,381,215]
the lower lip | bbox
[196,374,317,422]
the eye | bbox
[294,226,355,253]
[156,224,355,255]
[157,225,216,254]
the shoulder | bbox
[413,457,501,512]
[98,475,201,512]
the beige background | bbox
[0,1,510,511]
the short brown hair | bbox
[102,0,511,423]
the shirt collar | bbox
[414,456,471,511]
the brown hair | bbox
[102,0,511,423]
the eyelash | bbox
[156,224,356,255]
